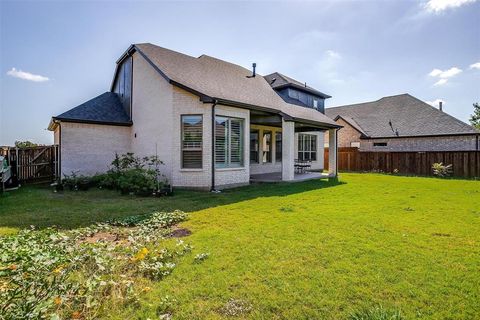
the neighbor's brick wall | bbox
[324,118,362,148]
[60,122,131,176]
[361,135,478,151]
[325,117,478,151]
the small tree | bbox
[469,102,480,130]
[14,140,38,148]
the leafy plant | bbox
[432,162,452,177]
[0,211,189,319]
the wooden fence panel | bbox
[2,146,58,183]
[325,148,480,178]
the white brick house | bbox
[48,43,340,189]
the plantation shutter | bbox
[215,116,244,168]
[215,117,228,167]
[230,119,243,165]
[182,115,203,168]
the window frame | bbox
[275,132,282,162]
[181,114,203,169]
[297,133,317,161]
[250,129,260,164]
[215,115,245,169]
[262,130,272,163]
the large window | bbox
[275,132,282,162]
[181,115,203,168]
[298,134,317,161]
[215,116,244,168]
[262,131,272,163]
[250,130,259,163]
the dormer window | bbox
[313,99,318,109]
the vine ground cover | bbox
[1,173,479,319]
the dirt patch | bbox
[168,228,192,238]
[432,232,451,237]
[79,232,127,245]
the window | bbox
[181,115,203,168]
[373,142,387,147]
[313,99,318,109]
[298,134,317,161]
[275,132,282,162]
[215,116,244,168]
[262,131,272,163]
[350,141,361,148]
[250,130,259,163]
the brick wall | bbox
[325,118,478,151]
[324,118,362,148]
[361,135,478,151]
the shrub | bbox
[61,153,168,196]
[432,162,452,177]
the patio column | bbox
[328,128,338,177]
[282,119,295,181]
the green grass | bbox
[1,173,479,319]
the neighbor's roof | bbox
[263,72,331,99]
[52,92,131,126]
[133,43,338,128]
[325,94,479,138]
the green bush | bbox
[62,153,168,196]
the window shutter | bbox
[215,117,228,167]
[230,119,243,165]
[182,115,203,168]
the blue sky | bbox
[1,0,479,145]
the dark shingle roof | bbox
[264,72,331,99]
[134,43,338,128]
[325,94,478,138]
[54,92,131,125]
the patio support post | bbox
[328,128,338,177]
[282,119,295,181]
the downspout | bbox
[211,100,218,192]
[335,128,339,178]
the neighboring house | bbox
[325,94,479,151]
[48,43,340,189]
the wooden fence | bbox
[1,145,58,183]
[324,147,480,178]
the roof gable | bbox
[326,94,478,138]
[264,72,331,99]
[133,43,338,128]
[54,92,131,125]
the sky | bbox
[1,0,479,145]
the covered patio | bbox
[248,110,339,183]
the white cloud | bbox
[470,62,480,69]
[426,98,445,106]
[428,67,462,78]
[433,78,448,86]
[428,67,462,86]
[325,50,341,59]
[6,67,49,82]
[424,0,477,13]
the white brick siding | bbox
[59,122,131,176]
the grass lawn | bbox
[1,173,479,319]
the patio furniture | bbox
[294,159,311,174]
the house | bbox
[325,94,479,151]
[48,43,340,189]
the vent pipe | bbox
[439,101,443,112]
[247,63,256,78]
